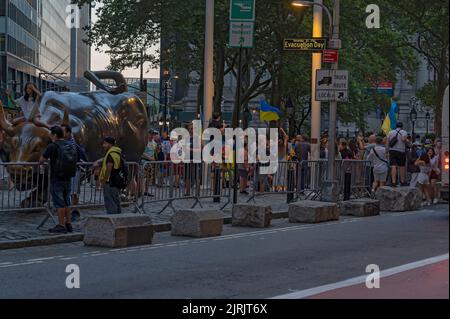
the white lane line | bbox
[26,256,64,262]
[0,261,44,268]
[0,262,13,266]
[270,253,449,299]
[90,253,109,257]
[60,257,79,261]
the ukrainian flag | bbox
[381,99,398,135]
[259,99,282,122]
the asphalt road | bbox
[0,205,448,299]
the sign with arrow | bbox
[229,21,254,48]
[316,69,349,102]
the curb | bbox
[0,211,289,250]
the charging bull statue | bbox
[0,71,148,208]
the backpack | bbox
[389,129,400,148]
[54,140,78,179]
[110,152,129,190]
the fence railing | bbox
[0,159,373,228]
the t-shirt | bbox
[367,145,388,174]
[387,129,408,153]
[340,148,354,160]
[142,140,157,163]
[295,142,311,161]
[43,142,70,182]
[15,97,40,120]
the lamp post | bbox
[410,107,417,138]
[292,0,340,202]
[425,111,431,135]
[162,70,179,133]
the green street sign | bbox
[230,0,255,21]
[283,38,327,51]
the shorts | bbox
[373,171,388,182]
[51,180,71,209]
[389,150,406,167]
[70,171,81,196]
[239,169,248,179]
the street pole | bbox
[70,22,78,92]
[310,0,323,160]
[203,0,214,129]
[233,30,243,204]
[323,0,340,202]
[140,50,144,92]
[164,81,168,133]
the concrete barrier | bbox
[375,186,422,212]
[171,209,223,238]
[289,200,339,223]
[84,214,154,248]
[340,198,380,217]
[232,204,272,228]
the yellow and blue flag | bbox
[381,99,398,135]
[259,99,282,122]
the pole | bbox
[233,39,243,205]
[140,50,144,92]
[164,81,168,133]
[203,0,214,129]
[310,0,323,160]
[70,23,78,92]
[323,0,340,202]
[412,120,415,140]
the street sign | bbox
[328,39,342,49]
[229,21,254,48]
[230,0,255,21]
[315,70,349,102]
[283,38,327,51]
[323,50,339,63]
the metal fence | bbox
[0,159,373,228]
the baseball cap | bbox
[103,136,116,145]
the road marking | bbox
[270,253,449,299]
[90,253,109,257]
[0,262,13,266]
[0,261,44,268]
[60,257,79,261]
[26,256,64,262]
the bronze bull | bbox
[0,71,148,207]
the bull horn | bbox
[0,101,15,137]
[62,108,70,126]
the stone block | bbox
[84,214,153,248]
[288,200,339,223]
[232,204,272,228]
[375,186,422,212]
[171,210,223,237]
[340,199,380,217]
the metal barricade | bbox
[336,160,372,199]
[247,161,299,202]
[0,162,51,214]
[140,161,232,214]
[297,160,328,200]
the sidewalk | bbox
[0,193,290,246]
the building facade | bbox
[0,0,90,106]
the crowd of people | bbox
[0,86,445,232]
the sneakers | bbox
[433,198,439,204]
[65,223,73,233]
[48,225,67,234]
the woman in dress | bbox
[415,153,432,206]
[6,83,50,129]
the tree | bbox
[380,0,449,135]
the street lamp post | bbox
[292,0,341,201]
[410,107,417,139]
[425,111,431,136]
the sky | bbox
[89,8,160,79]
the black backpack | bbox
[110,152,129,190]
[54,140,78,179]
